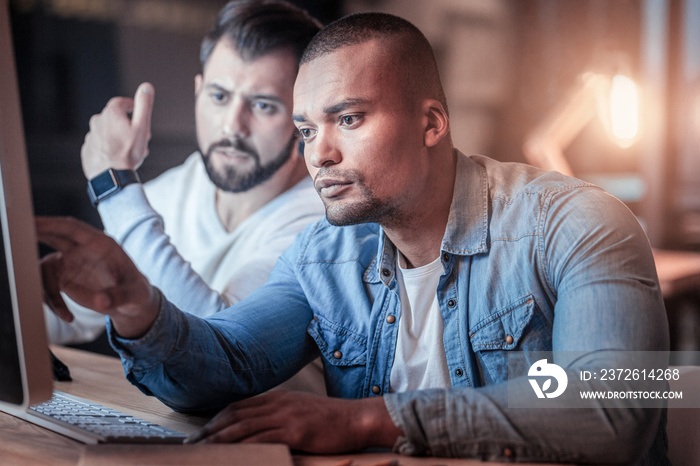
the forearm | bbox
[109,276,318,412]
[98,185,228,315]
[385,379,662,463]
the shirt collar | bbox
[441,150,489,256]
[369,150,489,284]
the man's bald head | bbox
[300,12,448,115]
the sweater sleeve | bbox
[98,184,228,317]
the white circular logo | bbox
[528,359,568,399]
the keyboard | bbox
[28,391,188,443]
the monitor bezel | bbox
[0,0,54,410]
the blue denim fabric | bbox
[110,151,669,464]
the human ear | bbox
[422,99,450,147]
[194,74,202,97]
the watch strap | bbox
[87,168,141,206]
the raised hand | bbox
[36,216,160,339]
[81,82,155,179]
[185,390,403,454]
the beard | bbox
[316,167,401,227]
[201,135,295,193]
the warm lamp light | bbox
[523,71,641,176]
[608,74,640,147]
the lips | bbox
[214,148,252,160]
[315,177,353,198]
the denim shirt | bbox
[111,151,669,464]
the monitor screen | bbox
[0,219,23,404]
[0,0,54,409]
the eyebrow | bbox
[293,98,369,123]
[204,83,285,105]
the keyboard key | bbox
[29,391,187,444]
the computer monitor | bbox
[0,4,193,446]
[0,0,54,411]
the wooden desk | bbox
[653,249,700,352]
[653,248,700,298]
[0,346,545,466]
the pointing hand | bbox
[81,82,155,179]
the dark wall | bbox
[9,0,342,229]
[11,0,699,250]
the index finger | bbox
[131,82,155,157]
[185,402,237,443]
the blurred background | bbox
[7,0,700,349]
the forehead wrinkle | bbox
[293,53,375,123]
[204,44,296,98]
[292,96,370,125]
[323,98,370,115]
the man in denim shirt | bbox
[39,11,669,465]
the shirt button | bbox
[447,299,456,308]
[381,268,391,277]
[442,253,449,262]
[505,335,514,344]
[372,385,381,394]
[333,350,342,359]
[455,368,463,377]
[386,315,396,324]
[504,447,514,458]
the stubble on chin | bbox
[323,190,401,227]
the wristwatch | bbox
[87,168,140,206]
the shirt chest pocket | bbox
[469,295,552,384]
[307,315,368,398]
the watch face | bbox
[89,170,118,201]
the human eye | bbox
[295,126,317,141]
[253,100,279,115]
[209,91,228,105]
[339,114,362,128]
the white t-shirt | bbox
[389,253,452,392]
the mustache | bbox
[314,167,363,185]
[207,138,258,159]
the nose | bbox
[222,99,250,139]
[307,129,342,169]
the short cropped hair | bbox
[300,12,448,113]
[200,0,322,67]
